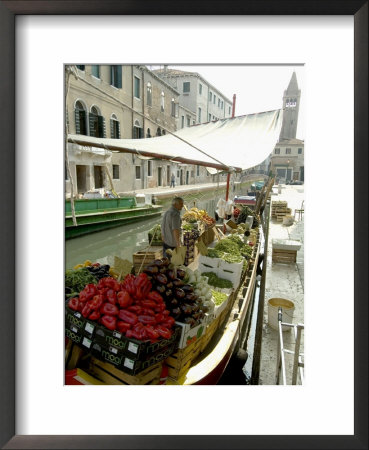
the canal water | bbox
[65,192,223,270]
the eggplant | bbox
[161,257,170,266]
[155,284,166,294]
[185,293,198,303]
[166,281,173,289]
[180,303,193,315]
[153,259,164,267]
[144,265,159,275]
[176,269,186,279]
[155,273,168,285]
[171,307,181,320]
[174,288,185,299]
[170,298,178,306]
[172,278,184,287]
[167,269,176,281]
[164,289,173,298]
[182,284,194,293]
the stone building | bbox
[66,65,216,197]
[269,72,304,182]
[153,67,233,124]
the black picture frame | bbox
[1,1,367,449]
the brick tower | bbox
[279,72,301,141]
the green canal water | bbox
[65,188,232,270]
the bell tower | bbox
[279,72,300,141]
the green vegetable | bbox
[207,247,243,263]
[211,290,228,306]
[65,267,97,294]
[214,239,240,255]
[202,272,233,289]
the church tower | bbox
[279,72,301,141]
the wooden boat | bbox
[165,230,260,385]
[65,197,163,239]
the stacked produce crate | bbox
[271,201,292,221]
[132,246,163,273]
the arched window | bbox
[89,105,106,137]
[146,82,152,106]
[160,91,165,112]
[146,128,151,138]
[110,113,121,139]
[156,127,162,136]
[133,119,143,139]
[74,100,87,135]
[162,129,166,135]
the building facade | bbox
[153,68,233,124]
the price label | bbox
[82,337,92,349]
[84,323,95,335]
[128,342,139,354]
[124,358,135,370]
[113,331,122,339]
[70,325,78,333]
[109,346,118,355]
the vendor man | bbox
[161,197,184,258]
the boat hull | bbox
[65,206,162,239]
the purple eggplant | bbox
[185,293,198,303]
[155,284,166,294]
[182,284,194,293]
[176,269,186,279]
[155,273,168,285]
[172,278,184,287]
[174,288,186,299]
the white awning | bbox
[68,109,282,173]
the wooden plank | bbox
[89,357,162,385]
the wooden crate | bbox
[165,336,204,380]
[272,248,297,263]
[65,341,86,370]
[89,357,162,385]
[132,246,163,273]
[200,316,221,352]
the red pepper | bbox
[118,309,138,325]
[163,309,170,316]
[155,313,165,323]
[81,304,92,318]
[134,273,152,300]
[147,291,164,303]
[145,325,160,340]
[101,315,117,330]
[80,283,98,302]
[127,305,143,314]
[117,290,133,308]
[138,315,157,325]
[101,303,119,316]
[141,308,155,316]
[117,321,131,333]
[102,277,121,291]
[122,274,136,296]
[155,325,172,339]
[91,262,100,267]
[141,300,157,309]
[154,303,165,313]
[78,290,89,303]
[160,316,175,329]
[125,329,134,338]
[87,294,104,310]
[105,289,117,305]
[88,310,101,321]
[67,297,80,311]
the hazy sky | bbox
[148,64,305,139]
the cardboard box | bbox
[175,319,207,349]
[93,324,180,360]
[91,341,176,376]
[65,307,97,348]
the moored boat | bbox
[65,197,163,239]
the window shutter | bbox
[89,113,96,136]
[98,116,106,138]
[74,109,81,134]
[117,66,122,88]
[110,119,114,138]
[117,122,121,139]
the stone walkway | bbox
[259,185,305,385]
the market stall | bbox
[65,204,261,385]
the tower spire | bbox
[279,72,301,141]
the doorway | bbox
[94,165,104,188]
[186,171,189,185]
[180,169,183,185]
[158,167,162,186]
[167,165,170,185]
[76,165,87,193]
